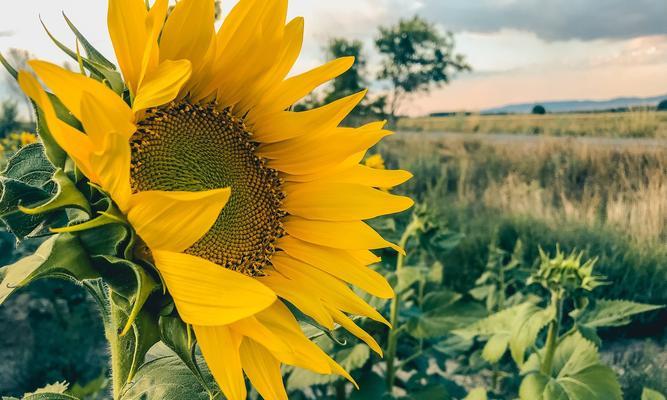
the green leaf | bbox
[642,388,666,400]
[406,383,452,400]
[464,388,488,400]
[518,333,622,400]
[454,302,554,366]
[0,234,98,305]
[396,266,427,293]
[574,299,664,330]
[2,143,54,184]
[509,304,555,367]
[119,354,217,400]
[0,144,64,238]
[159,315,215,397]
[349,371,388,400]
[481,333,510,363]
[407,290,486,339]
[22,395,79,400]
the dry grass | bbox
[398,110,667,139]
[379,134,667,243]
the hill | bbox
[480,94,667,114]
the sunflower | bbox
[18,0,413,398]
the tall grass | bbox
[398,110,667,138]
[380,134,667,244]
[377,133,667,322]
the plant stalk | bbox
[106,290,133,400]
[385,219,419,391]
[541,290,563,375]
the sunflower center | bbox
[130,101,285,275]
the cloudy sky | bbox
[1,0,666,115]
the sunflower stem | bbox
[106,289,133,400]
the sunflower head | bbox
[3,0,414,398]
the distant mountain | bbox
[481,94,667,114]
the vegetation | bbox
[398,110,667,138]
[531,105,546,115]
[376,16,470,123]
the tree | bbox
[375,16,470,123]
[321,38,387,121]
[0,101,19,137]
[657,100,667,111]
[3,48,33,124]
[323,38,367,104]
[532,105,547,115]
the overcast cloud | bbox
[418,0,667,41]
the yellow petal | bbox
[271,253,390,326]
[256,57,354,112]
[194,325,247,400]
[234,14,303,115]
[133,60,192,112]
[283,182,414,221]
[284,151,366,183]
[160,0,214,67]
[347,249,382,266]
[283,216,404,254]
[257,273,335,330]
[215,0,288,110]
[259,122,392,176]
[277,236,393,298]
[28,60,134,135]
[240,339,288,400]
[126,188,231,251]
[230,316,292,355]
[152,250,276,326]
[18,71,96,180]
[316,165,413,188]
[88,124,132,209]
[108,0,149,95]
[249,91,365,143]
[326,305,383,356]
[254,301,333,374]
[138,0,169,82]
[79,91,134,151]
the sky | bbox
[1,0,667,116]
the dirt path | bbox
[398,131,667,150]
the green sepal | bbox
[0,51,18,79]
[108,292,161,388]
[19,169,91,215]
[51,209,125,233]
[40,17,124,94]
[61,13,117,70]
[0,233,99,305]
[159,315,216,397]
[94,255,160,336]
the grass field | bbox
[379,132,667,311]
[398,110,667,138]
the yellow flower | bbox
[18,0,413,398]
[364,153,386,170]
[19,132,38,146]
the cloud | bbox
[418,0,667,41]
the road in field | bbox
[397,131,667,150]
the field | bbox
[398,110,667,138]
[1,126,666,398]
